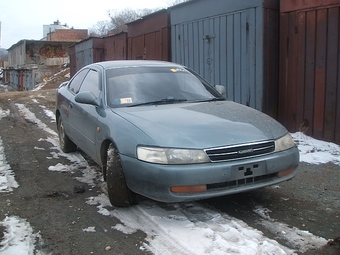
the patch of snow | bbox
[0,108,10,119]
[34,147,45,150]
[38,106,56,123]
[48,162,99,187]
[32,69,69,91]
[15,104,88,166]
[86,194,116,217]
[82,226,96,233]
[15,104,57,137]
[0,108,19,192]
[112,224,136,234]
[292,132,340,166]
[48,163,73,172]
[0,85,9,92]
[87,195,296,255]
[0,216,44,255]
[0,137,19,192]
[254,206,328,253]
[43,109,56,123]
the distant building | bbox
[3,21,89,90]
[7,39,74,68]
[45,29,88,42]
[5,39,75,90]
[42,20,88,42]
[42,20,69,39]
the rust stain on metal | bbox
[279,1,340,144]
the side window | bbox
[79,69,100,98]
[68,69,89,94]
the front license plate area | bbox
[230,161,266,180]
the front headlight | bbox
[137,146,210,164]
[275,133,295,152]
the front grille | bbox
[207,173,277,190]
[205,141,275,162]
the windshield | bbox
[106,66,224,107]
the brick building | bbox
[46,29,88,42]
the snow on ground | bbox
[30,96,56,123]
[0,216,43,255]
[1,105,339,254]
[86,194,296,254]
[0,85,9,92]
[0,108,19,192]
[32,69,70,91]
[254,206,328,253]
[291,132,340,166]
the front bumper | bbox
[121,146,299,202]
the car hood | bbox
[113,101,287,148]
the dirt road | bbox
[0,80,339,254]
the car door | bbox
[67,68,102,160]
[62,68,89,137]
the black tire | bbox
[57,116,77,153]
[106,143,135,207]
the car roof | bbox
[86,60,183,70]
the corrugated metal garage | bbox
[127,9,171,61]
[278,0,340,144]
[69,44,76,78]
[2,68,36,91]
[103,32,128,61]
[170,0,280,117]
[73,37,104,76]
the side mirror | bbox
[75,91,100,107]
[215,85,227,98]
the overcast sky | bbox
[0,0,169,49]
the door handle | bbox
[69,103,73,109]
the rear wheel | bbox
[57,116,77,153]
[106,143,135,207]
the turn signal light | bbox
[170,185,207,193]
[278,166,297,178]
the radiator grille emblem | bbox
[238,149,254,154]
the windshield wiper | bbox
[192,97,225,103]
[128,97,187,107]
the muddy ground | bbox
[0,72,339,254]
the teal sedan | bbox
[56,60,299,207]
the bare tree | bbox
[89,2,191,37]
[89,20,112,37]
[108,8,156,34]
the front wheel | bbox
[106,144,135,207]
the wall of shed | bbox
[8,43,26,67]
[70,34,128,77]
[8,40,72,68]
[171,0,280,116]
[7,40,73,88]
[69,45,77,78]
[103,33,128,61]
[278,1,340,144]
[280,0,340,12]
[127,10,171,61]
[74,38,104,74]
[2,68,38,91]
